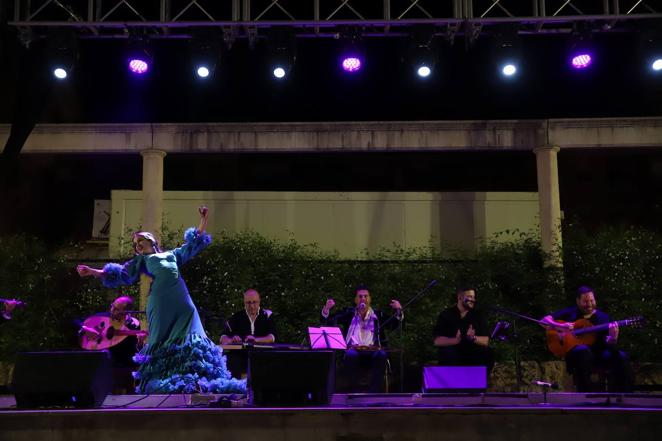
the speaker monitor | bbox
[423,366,487,392]
[249,350,335,406]
[11,351,112,408]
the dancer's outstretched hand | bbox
[77,265,93,277]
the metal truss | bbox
[6,0,662,39]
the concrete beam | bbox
[2,117,661,154]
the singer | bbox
[433,287,494,374]
[320,285,403,393]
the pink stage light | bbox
[129,59,149,74]
[341,57,362,73]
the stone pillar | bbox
[139,149,166,312]
[534,146,563,267]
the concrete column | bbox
[139,149,166,311]
[534,146,563,267]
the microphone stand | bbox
[376,280,439,392]
[486,306,547,393]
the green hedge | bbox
[1,225,660,371]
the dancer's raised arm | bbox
[197,205,209,234]
[76,265,105,279]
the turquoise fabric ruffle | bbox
[133,334,247,394]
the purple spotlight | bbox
[571,53,592,69]
[129,58,149,74]
[341,56,362,73]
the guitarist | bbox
[541,286,633,392]
[75,296,144,393]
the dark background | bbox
[1,30,661,244]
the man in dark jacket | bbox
[321,285,403,393]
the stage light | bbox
[501,63,517,76]
[53,67,68,79]
[47,30,78,81]
[417,66,431,77]
[567,23,594,71]
[339,28,365,74]
[190,30,222,80]
[268,28,296,80]
[493,25,521,79]
[196,66,211,78]
[571,53,592,69]
[341,56,362,72]
[409,26,438,79]
[129,58,149,74]
[641,30,662,74]
[126,33,152,75]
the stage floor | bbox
[1,393,661,441]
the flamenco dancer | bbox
[77,206,246,394]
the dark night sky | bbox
[1,28,661,243]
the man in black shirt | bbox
[541,285,633,392]
[220,289,277,378]
[433,287,494,373]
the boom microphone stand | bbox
[377,279,439,392]
[487,306,547,393]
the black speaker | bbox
[249,350,335,406]
[11,351,112,408]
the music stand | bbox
[308,327,347,350]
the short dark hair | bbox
[576,285,594,299]
[456,287,475,295]
[354,284,370,294]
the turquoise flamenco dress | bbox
[101,228,246,394]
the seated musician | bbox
[433,287,494,374]
[320,285,403,393]
[541,285,633,392]
[220,289,277,378]
[75,296,144,393]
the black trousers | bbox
[565,344,634,392]
[343,348,388,393]
[437,343,495,374]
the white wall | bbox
[109,191,540,258]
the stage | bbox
[1,393,661,441]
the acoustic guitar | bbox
[79,315,147,350]
[546,316,644,358]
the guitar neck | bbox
[574,319,631,336]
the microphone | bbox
[532,380,559,389]
[358,302,366,311]
[490,320,510,340]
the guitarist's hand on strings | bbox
[541,315,574,331]
[606,321,619,344]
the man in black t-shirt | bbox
[541,286,633,392]
[433,287,494,373]
[220,289,277,378]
